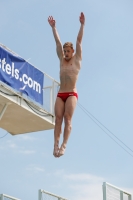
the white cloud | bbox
[26,165,45,172]
[0,139,18,151]
[0,139,36,155]
[34,167,45,172]
[9,143,17,148]
[53,169,65,176]
[69,183,103,200]
[64,173,104,183]
[64,173,104,200]
[6,140,17,149]
[50,171,104,200]
[18,134,36,141]
[19,150,35,155]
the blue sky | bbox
[0,0,133,200]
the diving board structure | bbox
[0,44,59,135]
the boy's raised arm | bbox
[76,12,85,60]
[48,16,64,60]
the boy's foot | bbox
[58,144,66,157]
[53,144,59,157]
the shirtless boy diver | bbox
[48,12,85,157]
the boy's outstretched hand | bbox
[79,12,85,25]
[48,16,56,27]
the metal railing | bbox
[38,189,68,200]
[0,194,20,200]
[103,182,132,200]
[42,73,59,115]
[1,183,132,200]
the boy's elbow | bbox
[56,42,62,48]
[77,37,82,44]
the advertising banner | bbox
[0,46,44,105]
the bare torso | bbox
[59,55,81,92]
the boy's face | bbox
[63,46,74,61]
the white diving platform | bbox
[0,44,59,135]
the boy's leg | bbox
[59,96,77,156]
[53,97,65,157]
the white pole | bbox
[102,182,107,200]
[120,191,123,200]
[52,80,55,115]
[38,190,42,200]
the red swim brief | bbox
[57,92,78,102]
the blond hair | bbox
[63,42,73,49]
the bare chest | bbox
[60,59,79,76]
